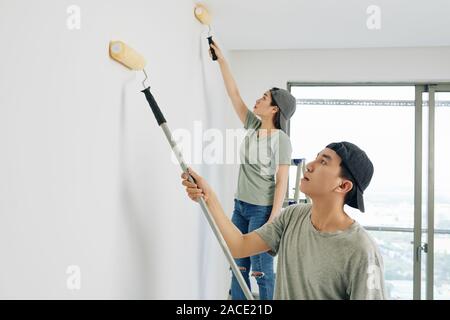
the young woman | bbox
[209,42,296,300]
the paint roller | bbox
[108,41,254,300]
[194,3,217,61]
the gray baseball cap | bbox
[270,88,297,133]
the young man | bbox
[181,141,387,299]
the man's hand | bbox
[181,167,212,202]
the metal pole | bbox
[413,85,424,300]
[426,86,435,300]
[293,159,302,203]
[142,87,254,300]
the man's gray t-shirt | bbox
[235,110,292,206]
[255,204,387,300]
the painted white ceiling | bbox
[203,0,450,50]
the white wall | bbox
[0,0,238,299]
[5,0,447,300]
[208,0,450,50]
[229,47,450,101]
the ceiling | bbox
[203,0,450,50]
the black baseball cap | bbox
[326,142,374,213]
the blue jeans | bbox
[230,199,274,300]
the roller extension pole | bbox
[141,87,254,300]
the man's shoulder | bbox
[281,203,312,221]
[347,223,382,257]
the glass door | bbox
[425,85,450,299]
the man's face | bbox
[300,148,345,198]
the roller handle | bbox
[140,86,254,299]
[207,36,217,61]
[141,87,196,184]
[141,87,166,125]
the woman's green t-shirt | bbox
[235,110,293,206]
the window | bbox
[433,92,450,299]
[288,84,450,299]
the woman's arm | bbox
[210,43,248,124]
[268,164,290,223]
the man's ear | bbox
[337,179,353,194]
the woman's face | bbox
[253,90,278,118]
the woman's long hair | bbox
[270,87,281,129]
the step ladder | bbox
[284,158,311,207]
[227,158,310,300]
